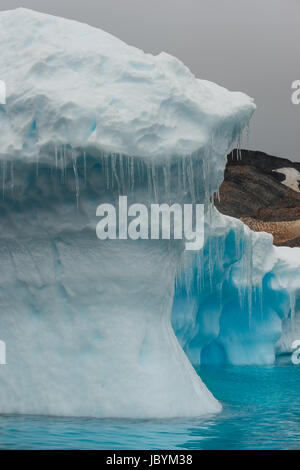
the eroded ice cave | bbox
[0,8,299,418]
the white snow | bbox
[273,167,300,192]
[0,8,255,164]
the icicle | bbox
[2,160,6,200]
[54,145,58,170]
[62,146,66,183]
[237,284,245,311]
[71,150,80,208]
[147,162,153,200]
[187,157,195,204]
[163,161,170,199]
[177,158,181,194]
[83,151,87,187]
[290,291,296,323]
[138,159,144,187]
[236,134,242,161]
[257,281,263,320]
[103,155,109,190]
[111,153,120,191]
[245,230,254,328]
[130,156,134,192]
[10,161,14,194]
[36,155,39,177]
[151,162,158,202]
[182,157,186,194]
[119,154,125,193]
[245,122,250,151]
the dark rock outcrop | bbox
[215,150,300,246]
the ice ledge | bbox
[0,8,255,162]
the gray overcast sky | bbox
[1,0,299,161]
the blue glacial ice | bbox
[0,8,299,418]
[172,212,300,366]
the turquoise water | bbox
[0,362,299,449]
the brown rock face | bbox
[215,150,300,247]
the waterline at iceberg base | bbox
[0,8,299,423]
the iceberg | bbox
[172,212,300,366]
[0,8,298,418]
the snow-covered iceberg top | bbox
[0,8,255,163]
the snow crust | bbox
[273,168,300,193]
[0,8,255,163]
